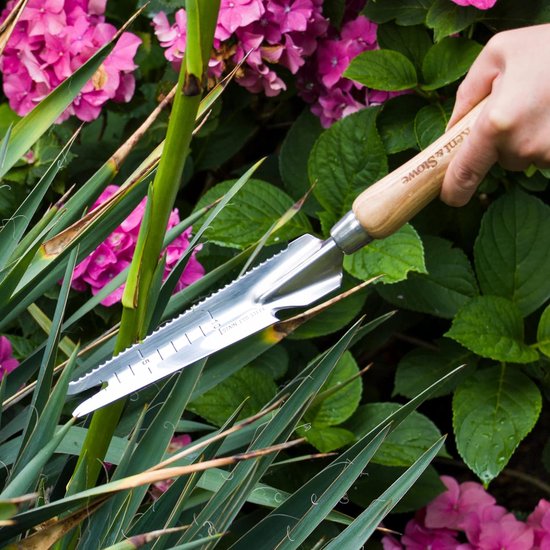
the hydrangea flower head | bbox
[451,0,497,8]
[0,0,141,122]
[152,0,328,97]
[0,336,19,380]
[71,186,204,306]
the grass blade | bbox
[322,437,447,549]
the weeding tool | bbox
[68,100,484,418]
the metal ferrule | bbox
[330,210,372,254]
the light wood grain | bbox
[352,98,486,239]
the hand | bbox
[441,24,550,206]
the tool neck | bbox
[330,211,372,254]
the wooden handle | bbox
[352,98,486,239]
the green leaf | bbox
[378,23,433,72]
[414,102,452,149]
[308,351,363,428]
[426,0,481,41]
[378,95,427,154]
[343,223,426,284]
[194,179,311,249]
[422,37,482,90]
[394,338,477,399]
[349,464,444,514]
[378,236,479,318]
[362,0,434,25]
[188,366,278,427]
[538,305,550,358]
[248,346,289,380]
[344,50,418,91]
[310,107,387,229]
[279,109,323,214]
[300,426,356,453]
[474,188,550,317]
[453,364,542,484]
[345,403,446,467]
[447,296,539,364]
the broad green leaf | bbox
[378,236,479,318]
[474,188,550,316]
[248,346,288,380]
[377,95,427,154]
[446,296,540,364]
[345,403,446,466]
[394,338,477,399]
[426,0,481,41]
[309,107,387,230]
[344,50,418,91]
[307,351,362,428]
[299,426,356,453]
[414,102,451,149]
[349,464,444,514]
[538,305,550,358]
[453,364,542,484]
[322,437,446,549]
[362,0,434,25]
[188,366,278,427]
[194,179,311,249]
[279,108,323,211]
[422,37,482,90]
[343,223,426,284]
[378,23,433,72]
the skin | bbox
[441,24,550,206]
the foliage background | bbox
[0,0,549,548]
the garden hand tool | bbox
[68,100,484,418]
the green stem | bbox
[71,0,221,491]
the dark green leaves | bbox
[309,107,387,230]
[194,178,312,248]
[446,296,539,364]
[345,50,418,91]
[453,365,542,484]
[378,236,479,318]
[422,38,482,90]
[474,188,550,317]
[346,403,446,466]
[344,224,426,283]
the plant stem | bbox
[71,0,221,490]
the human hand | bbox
[441,24,550,206]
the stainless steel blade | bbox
[69,232,349,414]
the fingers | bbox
[447,39,502,129]
[441,110,498,207]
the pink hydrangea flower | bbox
[71,186,205,306]
[0,0,141,122]
[382,476,541,550]
[152,0,328,97]
[400,519,459,549]
[0,336,19,380]
[451,0,497,8]
[296,13,400,127]
[424,475,498,530]
[528,499,550,549]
